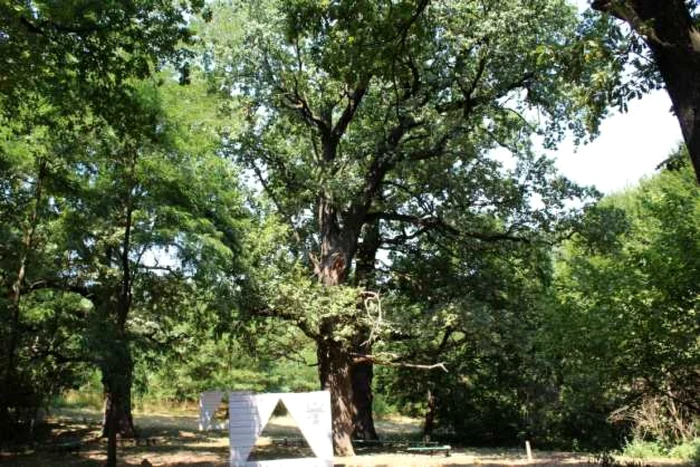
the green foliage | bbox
[135,333,319,403]
[54,371,104,410]
[200,0,608,386]
[0,67,247,442]
[0,1,215,441]
[195,0,626,450]
[622,439,666,459]
[545,151,700,448]
[668,439,700,462]
[4,0,698,457]
[1,0,203,114]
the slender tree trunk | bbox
[103,161,137,467]
[1,160,46,438]
[423,387,437,440]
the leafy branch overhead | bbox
[220,0,604,264]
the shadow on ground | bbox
[0,409,692,467]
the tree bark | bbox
[313,202,358,455]
[592,0,700,182]
[351,222,381,441]
[317,335,356,456]
[102,337,137,467]
[103,160,137,467]
[351,357,378,440]
[423,387,437,440]
[101,341,137,436]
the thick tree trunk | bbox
[650,43,700,183]
[313,197,363,456]
[317,335,356,456]
[102,368,137,438]
[102,338,137,467]
[351,357,378,440]
[351,221,381,440]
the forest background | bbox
[0,0,698,465]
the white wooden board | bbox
[199,390,225,431]
[226,391,333,467]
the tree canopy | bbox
[1,1,698,464]
[206,0,613,453]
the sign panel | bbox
[226,391,333,467]
[199,390,225,431]
[280,392,333,461]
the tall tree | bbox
[588,0,700,182]
[0,0,205,438]
[52,82,243,466]
[0,77,244,467]
[213,0,607,454]
[0,101,97,439]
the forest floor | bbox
[0,407,691,466]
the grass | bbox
[622,440,667,459]
[621,438,700,464]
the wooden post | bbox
[525,440,533,462]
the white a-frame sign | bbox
[198,390,225,431]
[227,391,333,467]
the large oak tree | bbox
[211,0,608,454]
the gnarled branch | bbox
[350,352,448,372]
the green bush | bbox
[372,393,397,418]
[668,438,700,462]
[52,370,103,410]
[622,439,666,459]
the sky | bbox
[552,90,683,194]
[561,1,684,194]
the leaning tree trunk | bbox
[648,30,700,183]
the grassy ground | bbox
[0,407,691,466]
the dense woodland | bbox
[1,1,699,466]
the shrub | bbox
[622,439,666,459]
[668,438,700,463]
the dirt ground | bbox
[0,408,690,466]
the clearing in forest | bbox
[0,407,690,466]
